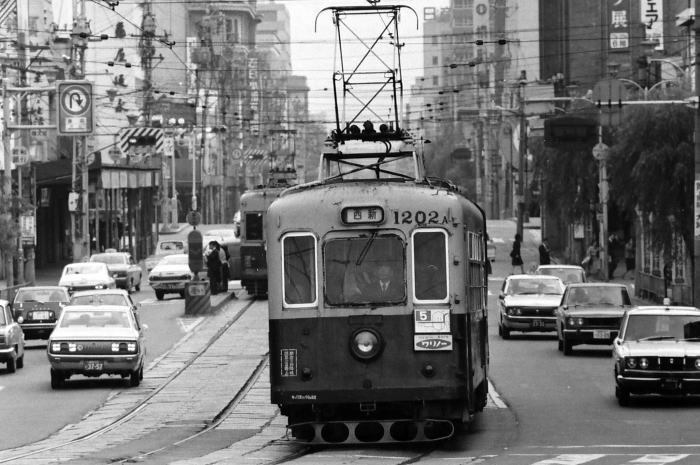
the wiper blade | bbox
[355,232,377,266]
[638,335,677,341]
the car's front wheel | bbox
[135,274,141,292]
[16,351,23,369]
[155,290,164,300]
[6,355,15,373]
[499,322,510,340]
[563,337,573,356]
[616,385,630,406]
[50,369,64,389]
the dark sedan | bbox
[556,283,631,355]
[12,286,70,340]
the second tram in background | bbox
[239,168,297,297]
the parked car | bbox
[613,305,700,406]
[69,289,140,316]
[556,283,632,355]
[144,239,188,272]
[498,274,565,339]
[89,252,143,292]
[148,253,193,300]
[46,304,145,389]
[0,300,24,372]
[58,262,116,294]
[535,264,587,284]
[12,286,70,340]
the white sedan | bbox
[58,262,116,294]
[148,254,194,300]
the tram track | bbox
[0,297,259,464]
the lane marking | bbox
[630,455,689,464]
[531,455,605,465]
[177,317,204,333]
[487,379,507,409]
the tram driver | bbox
[368,263,403,301]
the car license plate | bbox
[661,379,680,390]
[593,330,611,339]
[32,311,50,320]
[531,319,545,328]
[84,360,103,371]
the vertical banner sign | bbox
[186,37,199,94]
[608,0,630,51]
[248,57,260,136]
[695,181,700,238]
[642,0,663,50]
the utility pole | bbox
[69,0,90,261]
[2,80,12,288]
[516,71,527,239]
[693,0,700,305]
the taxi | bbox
[12,286,70,340]
[613,303,700,406]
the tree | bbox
[608,104,693,250]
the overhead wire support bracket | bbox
[315,4,417,142]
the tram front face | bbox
[268,197,466,412]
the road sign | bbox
[186,210,201,226]
[163,137,175,157]
[57,81,94,135]
[11,147,28,165]
[117,127,165,157]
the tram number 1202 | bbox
[393,210,450,225]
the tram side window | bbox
[324,235,405,305]
[283,234,317,306]
[245,213,264,240]
[413,230,448,301]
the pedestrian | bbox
[206,241,222,294]
[608,233,621,280]
[510,233,524,274]
[623,238,635,278]
[582,240,599,276]
[220,244,231,292]
[538,238,551,265]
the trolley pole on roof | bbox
[693,0,700,305]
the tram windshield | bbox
[324,235,405,305]
[283,234,317,306]
[413,230,448,301]
[245,212,264,240]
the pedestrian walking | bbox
[206,241,222,295]
[510,233,524,274]
[538,238,551,265]
[623,238,635,278]
[220,244,231,292]
[608,233,621,280]
[582,240,600,276]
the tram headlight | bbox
[350,329,383,361]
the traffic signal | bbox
[188,230,203,274]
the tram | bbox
[265,4,490,444]
[239,168,297,296]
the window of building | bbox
[226,18,240,43]
[432,75,439,86]
[412,229,448,302]
[283,233,317,307]
[432,56,438,66]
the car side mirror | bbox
[613,337,621,346]
[498,292,505,299]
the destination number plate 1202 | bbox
[393,210,451,225]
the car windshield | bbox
[624,314,700,341]
[60,310,132,328]
[90,254,126,264]
[567,287,630,306]
[70,294,127,306]
[539,268,584,284]
[208,229,235,238]
[158,241,185,252]
[15,288,68,303]
[161,255,189,265]
[508,278,563,295]
[64,264,106,275]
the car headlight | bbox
[51,342,61,352]
[95,284,105,289]
[567,317,584,327]
[506,307,520,316]
[17,316,24,324]
[626,357,637,369]
[349,329,382,361]
[639,357,649,369]
[695,359,700,370]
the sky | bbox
[51,0,450,122]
